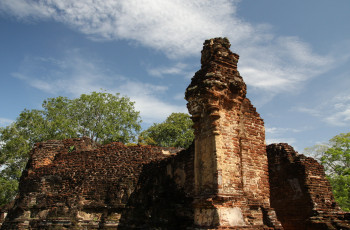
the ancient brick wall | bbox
[29,137,97,169]
[267,143,350,230]
[1,138,190,229]
[185,37,282,229]
[118,144,195,229]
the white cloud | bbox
[265,127,302,151]
[0,0,54,19]
[0,0,339,96]
[12,52,185,125]
[0,118,14,127]
[266,138,296,146]
[12,53,115,96]
[174,93,186,101]
[0,0,239,58]
[294,107,322,117]
[265,127,302,135]
[296,92,350,127]
[131,95,187,124]
[238,36,333,94]
[325,108,350,126]
[147,63,189,78]
[114,81,186,123]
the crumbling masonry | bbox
[185,38,281,229]
[1,38,349,229]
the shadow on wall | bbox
[117,144,196,229]
[267,143,349,230]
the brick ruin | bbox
[185,38,281,229]
[1,38,349,229]
[267,143,349,229]
[1,138,192,229]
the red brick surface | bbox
[185,37,282,229]
[1,138,187,229]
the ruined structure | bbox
[267,143,350,230]
[185,37,281,228]
[1,38,349,229]
[0,138,192,229]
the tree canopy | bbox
[138,112,194,148]
[305,132,350,211]
[0,91,141,206]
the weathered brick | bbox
[185,37,282,229]
[267,143,350,230]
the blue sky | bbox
[0,0,349,152]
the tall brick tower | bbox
[185,38,281,229]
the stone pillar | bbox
[185,38,281,229]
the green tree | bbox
[139,112,194,148]
[304,143,329,162]
[70,92,141,143]
[305,132,350,211]
[0,91,141,206]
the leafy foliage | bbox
[304,143,329,162]
[320,133,350,211]
[305,132,350,211]
[138,113,194,148]
[69,92,141,144]
[0,91,141,206]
